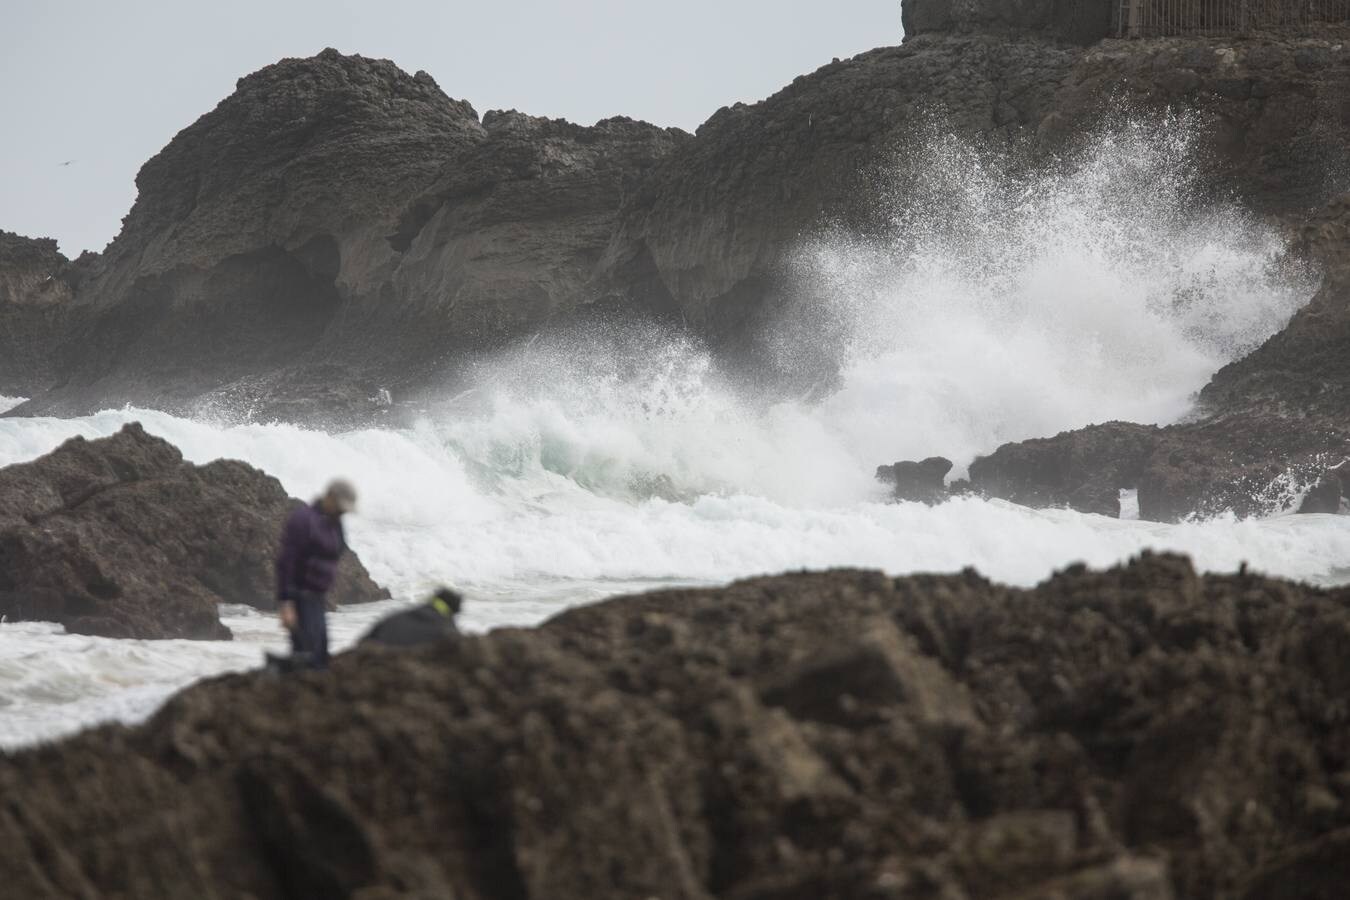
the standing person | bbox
[275,479,358,669]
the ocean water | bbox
[1,121,1346,749]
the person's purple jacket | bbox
[275,501,347,602]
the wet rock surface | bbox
[965,414,1349,521]
[968,422,1160,518]
[876,456,954,504]
[0,554,1347,897]
[1298,460,1347,514]
[0,423,387,639]
[602,29,1350,364]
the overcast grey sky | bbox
[1,0,900,255]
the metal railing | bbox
[1115,0,1350,36]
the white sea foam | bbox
[0,119,1342,750]
[0,397,25,415]
[1,406,1346,751]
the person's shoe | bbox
[264,651,315,674]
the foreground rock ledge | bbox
[2,555,1347,898]
[0,423,388,638]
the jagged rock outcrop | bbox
[0,231,77,396]
[1298,460,1347,513]
[876,456,954,503]
[1203,194,1350,420]
[9,23,1350,419]
[5,16,1350,520]
[8,49,685,420]
[968,415,1348,521]
[969,422,1160,517]
[600,30,1350,362]
[0,554,1347,897]
[0,423,387,638]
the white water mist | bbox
[0,118,1340,749]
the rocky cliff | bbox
[4,16,1350,517]
[606,29,1350,370]
[0,423,387,638]
[1,555,1347,898]
[0,231,77,396]
[903,0,1116,44]
[6,24,1350,421]
[4,49,685,420]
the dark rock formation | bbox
[0,554,1347,898]
[968,414,1349,521]
[0,423,387,639]
[969,422,1159,517]
[876,456,953,503]
[903,0,1116,44]
[601,30,1350,364]
[5,16,1350,520]
[7,50,685,421]
[8,22,1350,419]
[1298,459,1347,513]
[1204,195,1350,421]
[0,231,77,397]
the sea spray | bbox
[2,407,1348,600]
[0,117,1342,749]
[769,115,1315,470]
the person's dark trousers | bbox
[290,590,330,669]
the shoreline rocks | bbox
[1298,459,1348,513]
[0,423,387,639]
[876,456,953,504]
[0,554,1346,897]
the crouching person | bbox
[362,587,462,647]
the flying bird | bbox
[59,159,75,167]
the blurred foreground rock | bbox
[1,554,1347,897]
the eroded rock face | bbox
[965,415,1350,522]
[876,456,954,503]
[600,31,1350,369]
[969,422,1160,517]
[1204,195,1350,423]
[902,0,1116,44]
[11,49,684,421]
[10,29,1350,420]
[0,231,77,396]
[0,554,1346,898]
[1297,461,1347,513]
[0,423,387,639]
